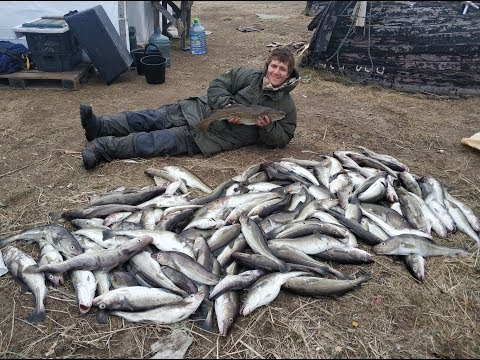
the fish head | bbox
[407,257,425,282]
[349,248,375,263]
[91,296,108,310]
[58,234,84,258]
[151,251,170,265]
[46,273,64,287]
[184,290,206,306]
[239,290,263,316]
[77,289,94,313]
[125,235,154,252]
[373,239,403,255]
[282,182,304,194]
[316,198,339,210]
[218,314,236,337]
[78,302,92,314]
[238,214,249,226]
[193,235,207,250]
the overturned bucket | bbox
[131,43,161,75]
[140,54,166,85]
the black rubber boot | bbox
[81,146,104,170]
[80,103,98,141]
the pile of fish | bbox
[1,145,479,337]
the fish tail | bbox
[191,300,214,331]
[0,237,36,250]
[102,229,114,239]
[276,259,290,273]
[458,249,471,256]
[27,307,46,322]
[48,211,63,221]
[96,309,110,324]
[330,268,351,280]
[0,238,14,249]
[348,194,360,204]
[355,270,372,280]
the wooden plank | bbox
[165,0,181,15]
[152,1,177,26]
[0,63,93,91]
[151,0,191,45]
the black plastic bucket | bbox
[131,43,161,75]
[141,54,166,84]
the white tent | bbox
[0,1,166,51]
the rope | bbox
[358,2,374,83]
[325,1,375,84]
[326,1,355,63]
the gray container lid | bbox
[13,18,70,36]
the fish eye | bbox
[48,274,53,280]
[71,245,75,249]
[228,317,233,323]
[99,304,106,310]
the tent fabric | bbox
[461,132,480,151]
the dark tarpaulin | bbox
[0,41,30,74]
[304,1,332,16]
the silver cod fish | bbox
[373,234,470,257]
[111,291,205,324]
[3,246,48,322]
[196,103,286,132]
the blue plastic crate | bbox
[32,51,82,72]
[25,31,80,54]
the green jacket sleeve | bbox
[206,67,259,109]
[258,99,297,148]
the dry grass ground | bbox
[0,1,479,358]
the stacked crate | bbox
[16,17,82,72]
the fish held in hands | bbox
[196,103,286,132]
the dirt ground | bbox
[0,1,479,358]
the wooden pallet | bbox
[0,63,94,90]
